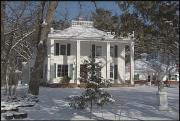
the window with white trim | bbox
[110,64,114,78]
[60,45,66,55]
[96,46,102,56]
[110,45,118,57]
[54,43,71,56]
[110,64,118,79]
[110,46,114,57]
[57,65,68,77]
[55,43,59,55]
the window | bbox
[115,45,118,57]
[54,63,56,78]
[175,75,178,80]
[110,64,114,78]
[67,44,71,56]
[57,65,68,77]
[110,45,118,57]
[55,43,59,55]
[134,74,139,80]
[69,64,73,79]
[110,64,118,79]
[60,45,66,55]
[171,75,177,80]
[92,44,95,57]
[55,43,71,56]
[168,74,171,80]
[110,46,114,57]
[96,46,102,56]
[114,65,118,79]
[92,45,102,57]
[147,75,151,82]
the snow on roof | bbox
[126,59,156,72]
[126,59,178,73]
[48,20,115,39]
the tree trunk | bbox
[1,1,5,51]
[28,1,58,95]
[28,45,44,95]
[1,1,6,86]
[3,57,10,96]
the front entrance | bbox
[80,64,88,83]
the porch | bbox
[46,39,134,85]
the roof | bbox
[48,26,115,40]
[126,59,156,72]
[126,59,179,74]
[48,20,134,43]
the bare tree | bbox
[142,58,177,91]
[28,1,58,95]
[1,1,6,86]
[1,1,37,96]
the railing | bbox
[71,20,93,27]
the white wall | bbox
[125,71,149,81]
[46,39,126,84]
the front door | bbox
[80,64,87,83]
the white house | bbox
[125,59,156,81]
[126,53,179,82]
[42,20,135,85]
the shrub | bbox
[61,76,71,84]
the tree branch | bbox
[5,42,28,61]
[9,29,35,53]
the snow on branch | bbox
[19,43,32,58]
[13,48,29,61]
[5,42,28,61]
[9,29,35,53]
[4,28,19,36]
[88,81,99,86]
[107,97,115,103]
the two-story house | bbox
[44,20,135,85]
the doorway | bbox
[80,64,88,83]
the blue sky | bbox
[54,1,121,21]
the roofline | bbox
[48,35,133,44]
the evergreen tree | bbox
[92,8,118,32]
[116,1,179,89]
[51,19,70,30]
[116,1,179,62]
[66,56,114,119]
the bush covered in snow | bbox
[66,56,115,119]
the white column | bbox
[76,40,80,84]
[50,39,54,56]
[106,42,110,79]
[130,42,134,85]
[49,39,54,83]
[117,44,125,84]
[47,58,50,82]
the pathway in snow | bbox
[1,85,179,120]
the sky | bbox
[54,1,121,21]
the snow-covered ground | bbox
[1,85,179,120]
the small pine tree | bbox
[66,56,115,119]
